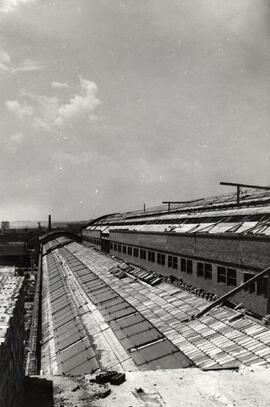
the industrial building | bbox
[82,185,270,317]
[3,185,270,406]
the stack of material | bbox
[109,264,162,286]
[0,276,25,407]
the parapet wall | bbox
[0,276,25,407]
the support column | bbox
[267,271,270,314]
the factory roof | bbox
[85,188,270,237]
[42,237,270,372]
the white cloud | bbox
[6,77,101,131]
[10,132,24,143]
[54,78,101,126]
[0,0,35,13]
[6,99,33,119]
[5,132,24,154]
[0,48,11,72]
[26,77,101,130]
[32,95,59,131]
[0,47,42,74]
[13,58,42,73]
[51,81,68,89]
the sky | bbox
[0,0,270,221]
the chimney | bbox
[48,214,52,231]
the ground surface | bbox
[24,367,270,407]
[93,367,270,407]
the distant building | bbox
[1,221,10,230]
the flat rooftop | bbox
[0,275,24,342]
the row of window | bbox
[110,243,228,282]
[244,273,268,298]
[88,237,101,245]
[110,242,268,297]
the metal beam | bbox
[162,198,203,212]
[162,199,203,204]
[237,185,240,206]
[194,266,270,319]
[220,181,270,190]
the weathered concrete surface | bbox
[30,367,270,407]
[94,367,270,407]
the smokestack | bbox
[48,214,52,232]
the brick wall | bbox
[110,231,270,270]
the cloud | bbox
[32,95,60,131]
[0,47,42,74]
[54,78,101,126]
[0,0,35,13]
[5,132,24,154]
[6,78,101,132]
[13,58,42,72]
[51,81,68,89]
[10,132,24,143]
[0,48,11,71]
[6,99,33,118]
[21,77,101,130]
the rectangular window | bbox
[204,263,212,280]
[244,273,255,293]
[168,255,173,268]
[118,244,121,252]
[157,253,165,265]
[148,251,155,262]
[197,262,204,277]
[110,243,113,250]
[128,247,132,256]
[114,244,117,251]
[217,266,226,283]
[227,268,236,286]
[140,249,146,259]
[160,254,165,265]
[181,258,187,272]
[173,256,178,269]
[122,245,126,254]
[257,277,268,298]
[134,248,139,257]
[187,260,192,274]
